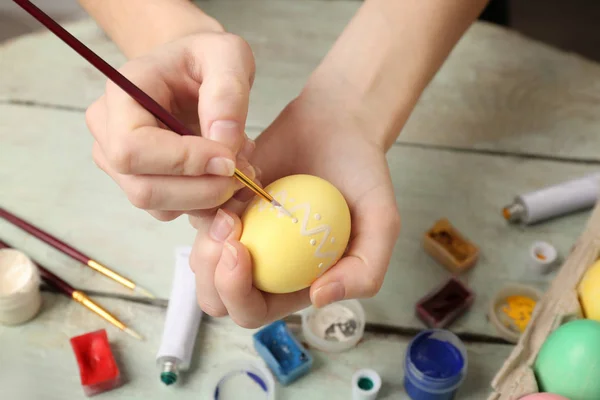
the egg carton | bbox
[487,202,600,400]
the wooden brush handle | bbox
[0,207,89,265]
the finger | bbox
[93,141,183,221]
[93,143,255,210]
[213,238,266,326]
[215,238,312,328]
[309,192,401,307]
[189,208,242,317]
[103,59,237,177]
[239,137,256,161]
[186,192,252,228]
[195,34,255,157]
[106,125,237,177]
[147,210,183,221]
[85,95,108,144]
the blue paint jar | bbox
[404,329,468,400]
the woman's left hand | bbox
[188,86,401,328]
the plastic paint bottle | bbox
[404,329,468,400]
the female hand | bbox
[188,88,401,328]
[84,31,258,221]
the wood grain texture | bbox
[0,291,512,399]
[1,0,600,159]
[1,104,598,339]
[2,1,600,396]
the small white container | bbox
[529,241,559,274]
[0,249,42,325]
[352,369,382,400]
[301,299,365,352]
[488,283,543,343]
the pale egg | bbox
[239,174,351,294]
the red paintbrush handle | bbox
[36,265,75,296]
[12,0,196,137]
[0,238,75,296]
[0,207,89,265]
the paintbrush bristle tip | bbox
[134,285,155,299]
[272,201,293,218]
[124,327,144,341]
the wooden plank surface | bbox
[1,0,600,159]
[3,0,600,397]
[0,289,513,399]
[1,104,598,339]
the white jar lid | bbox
[301,299,366,352]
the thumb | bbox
[310,194,401,307]
[196,35,255,157]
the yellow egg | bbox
[239,174,351,294]
[578,259,600,321]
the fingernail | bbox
[243,164,256,179]
[210,209,234,242]
[222,242,238,270]
[209,120,240,147]
[206,157,235,176]
[240,137,256,159]
[312,282,345,308]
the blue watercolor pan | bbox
[252,320,313,385]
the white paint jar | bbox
[0,249,42,325]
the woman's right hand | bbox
[84,31,257,221]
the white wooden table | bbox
[1,0,600,398]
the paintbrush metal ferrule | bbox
[87,260,154,299]
[87,259,134,289]
[233,169,272,201]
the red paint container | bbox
[70,329,122,396]
[415,277,474,329]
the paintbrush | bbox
[0,238,143,340]
[12,0,293,218]
[0,206,154,298]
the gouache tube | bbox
[503,173,600,225]
[156,246,203,386]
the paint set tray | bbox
[487,203,600,399]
